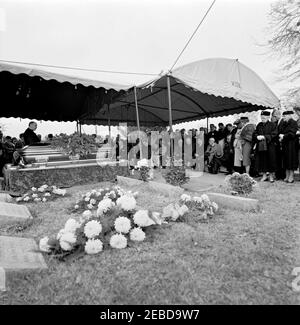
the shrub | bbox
[139,166,151,182]
[163,165,189,187]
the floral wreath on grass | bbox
[70,186,139,213]
[225,172,257,195]
[163,193,219,223]
[39,186,220,260]
[16,185,67,203]
[39,189,171,260]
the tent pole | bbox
[108,103,111,141]
[167,75,173,131]
[134,86,143,160]
[206,116,209,131]
[167,75,174,163]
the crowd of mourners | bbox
[0,121,53,176]
[0,107,300,183]
[0,131,26,175]
[202,107,300,183]
[102,107,300,183]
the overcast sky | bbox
[0,0,290,137]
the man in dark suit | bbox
[207,124,218,143]
[23,121,40,146]
[217,123,226,141]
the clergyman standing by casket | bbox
[23,121,41,146]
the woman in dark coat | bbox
[278,110,299,183]
[253,111,278,182]
[294,106,300,172]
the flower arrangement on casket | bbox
[51,133,98,159]
[225,172,257,195]
[162,193,219,223]
[15,185,67,203]
[39,188,170,260]
[71,186,139,213]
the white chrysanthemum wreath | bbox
[39,186,219,260]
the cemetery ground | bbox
[0,178,299,305]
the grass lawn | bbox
[0,178,299,305]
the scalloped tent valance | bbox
[0,61,131,122]
[0,58,280,126]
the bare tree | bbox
[266,0,300,102]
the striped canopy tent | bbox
[0,61,131,123]
[81,58,280,127]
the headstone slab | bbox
[148,181,184,197]
[0,236,47,271]
[117,176,143,187]
[117,176,184,197]
[207,192,260,212]
[185,170,204,178]
[0,202,32,226]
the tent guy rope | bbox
[169,0,217,72]
[0,59,160,77]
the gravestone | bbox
[148,181,184,197]
[185,170,204,178]
[117,175,184,197]
[0,202,32,226]
[117,175,143,187]
[0,236,47,271]
[207,192,260,212]
[182,173,225,193]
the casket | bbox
[20,143,69,163]
[3,143,129,193]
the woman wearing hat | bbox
[294,106,300,173]
[278,110,299,183]
[233,119,243,172]
[253,111,278,182]
[240,117,256,175]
